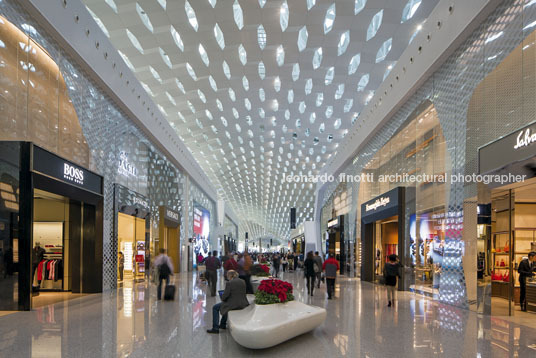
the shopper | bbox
[153,248,174,300]
[313,251,323,288]
[323,253,340,299]
[118,251,124,281]
[281,255,288,272]
[238,253,254,294]
[384,254,401,307]
[206,270,249,334]
[304,251,316,296]
[293,253,299,271]
[205,250,221,297]
[223,252,239,280]
[518,251,536,311]
[272,253,281,278]
[32,242,46,285]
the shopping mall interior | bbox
[1,0,536,356]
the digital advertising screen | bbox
[193,205,210,260]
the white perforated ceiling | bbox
[84,0,437,241]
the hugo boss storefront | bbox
[0,142,103,311]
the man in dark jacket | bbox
[207,270,249,333]
[323,254,340,299]
[205,250,221,297]
[518,252,535,311]
[313,252,323,288]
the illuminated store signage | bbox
[166,209,179,221]
[118,151,138,178]
[479,121,536,174]
[133,197,150,210]
[514,128,536,149]
[63,163,84,185]
[365,197,390,212]
[32,145,103,194]
[327,218,339,228]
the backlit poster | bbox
[193,205,210,261]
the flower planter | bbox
[228,300,326,349]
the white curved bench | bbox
[228,300,326,349]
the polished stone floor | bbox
[1,270,536,357]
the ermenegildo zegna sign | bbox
[32,145,103,195]
[361,187,400,221]
[479,121,536,174]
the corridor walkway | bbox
[0,271,535,357]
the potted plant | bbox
[254,278,294,304]
[251,264,270,277]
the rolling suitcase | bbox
[164,284,176,300]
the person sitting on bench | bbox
[207,270,249,334]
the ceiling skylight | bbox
[316,93,323,107]
[170,26,184,52]
[401,0,422,23]
[338,31,350,56]
[198,44,209,66]
[229,88,236,102]
[214,24,225,50]
[198,89,206,103]
[259,0,266,8]
[276,45,285,67]
[274,76,281,92]
[348,53,360,75]
[355,0,366,15]
[325,67,334,85]
[292,63,300,81]
[258,61,266,79]
[175,78,185,94]
[184,1,198,32]
[307,0,316,10]
[223,60,231,79]
[159,48,172,68]
[259,88,265,102]
[118,50,134,70]
[105,0,118,13]
[288,89,294,103]
[209,76,218,91]
[375,37,392,63]
[242,76,249,91]
[335,84,345,99]
[238,44,247,65]
[86,7,110,38]
[233,0,244,30]
[134,5,155,33]
[305,78,313,95]
[312,47,323,69]
[258,25,267,50]
[324,4,336,34]
[298,26,308,52]
[357,73,369,91]
[186,62,197,80]
[208,0,216,8]
[344,99,353,112]
[280,1,289,32]
[367,10,383,41]
[126,29,144,54]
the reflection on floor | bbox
[32,292,87,309]
[492,297,536,329]
[0,271,536,357]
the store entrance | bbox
[489,179,536,317]
[117,212,146,284]
[372,216,399,282]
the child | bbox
[383,254,401,307]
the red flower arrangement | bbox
[260,264,270,274]
[254,279,294,304]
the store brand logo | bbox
[134,197,149,210]
[118,151,138,178]
[63,163,84,185]
[514,128,536,150]
[166,209,179,221]
[365,197,390,212]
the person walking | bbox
[281,255,288,272]
[153,248,174,300]
[323,254,339,299]
[313,251,323,288]
[518,251,536,311]
[293,253,299,271]
[206,270,249,334]
[118,251,125,282]
[205,250,221,297]
[223,251,239,280]
[238,253,254,294]
[384,254,402,307]
[304,251,316,296]
[272,253,281,278]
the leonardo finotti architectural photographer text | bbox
[283,172,527,185]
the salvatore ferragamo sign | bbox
[479,121,536,174]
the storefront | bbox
[291,235,304,256]
[113,184,150,284]
[361,187,411,290]
[478,121,536,316]
[0,142,103,311]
